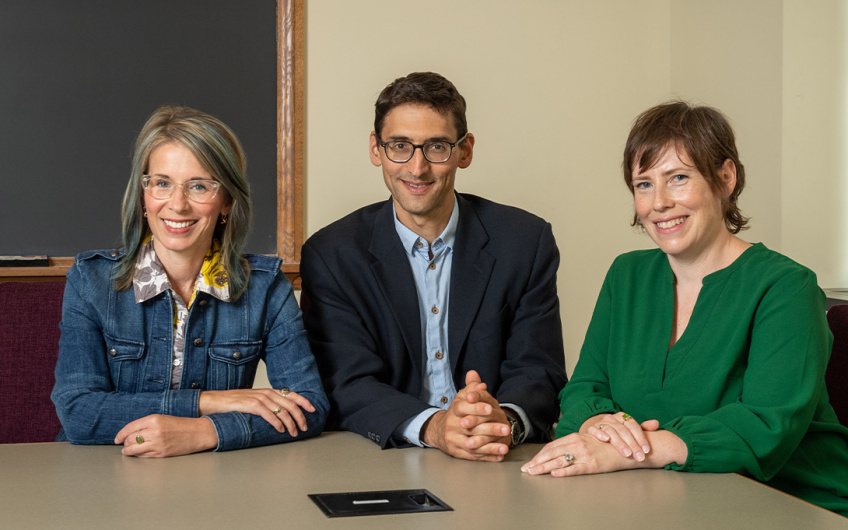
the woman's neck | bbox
[668,233,750,288]
[152,241,205,303]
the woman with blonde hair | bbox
[53,106,327,456]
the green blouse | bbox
[558,243,848,516]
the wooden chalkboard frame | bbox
[1,0,304,288]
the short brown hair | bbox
[374,72,467,141]
[623,101,749,233]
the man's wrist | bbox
[503,407,526,447]
[420,410,446,449]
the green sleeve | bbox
[664,268,831,480]
[555,265,620,437]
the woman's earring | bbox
[220,214,228,225]
[143,207,147,218]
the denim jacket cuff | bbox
[205,411,250,451]
[163,389,202,418]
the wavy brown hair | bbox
[623,101,749,234]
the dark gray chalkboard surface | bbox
[0,0,278,256]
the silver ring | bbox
[564,453,575,465]
[280,387,291,397]
[272,406,282,415]
[597,424,605,429]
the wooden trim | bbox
[0,0,304,287]
[277,0,305,270]
[0,257,74,282]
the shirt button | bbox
[416,241,424,248]
[193,338,203,346]
[435,351,443,360]
[431,306,439,314]
[232,351,242,360]
[440,396,448,404]
[173,358,182,366]
[190,382,201,389]
[429,263,436,270]
[108,348,117,357]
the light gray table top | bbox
[2,432,845,529]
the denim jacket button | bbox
[232,351,242,360]
[199,299,208,306]
[193,338,203,346]
[190,382,201,389]
[108,348,117,357]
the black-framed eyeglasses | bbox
[142,175,222,204]
[378,133,468,164]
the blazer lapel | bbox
[448,195,494,374]
[368,200,423,374]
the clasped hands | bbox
[521,411,660,477]
[115,388,316,458]
[421,370,513,462]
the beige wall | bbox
[287,0,847,380]
[782,0,848,288]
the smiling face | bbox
[631,145,735,263]
[369,103,473,239]
[143,141,231,268]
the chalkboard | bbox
[0,0,280,256]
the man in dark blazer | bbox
[300,72,566,462]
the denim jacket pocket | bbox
[208,341,263,389]
[103,334,145,393]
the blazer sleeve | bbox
[494,222,567,442]
[300,241,431,448]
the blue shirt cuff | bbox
[501,403,534,442]
[398,408,440,447]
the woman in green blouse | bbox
[522,102,848,516]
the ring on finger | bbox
[272,406,282,415]
[597,423,605,429]
[136,432,144,445]
[280,387,291,397]
[622,413,633,421]
[564,453,575,465]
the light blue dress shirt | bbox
[392,198,532,446]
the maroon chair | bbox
[0,281,65,443]
[826,304,848,426]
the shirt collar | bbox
[132,237,230,304]
[392,195,459,256]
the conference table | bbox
[2,432,845,529]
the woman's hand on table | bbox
[520,432,636,477]
[198,388,316,436]
[581,412,659,462]
[115,415,218,457]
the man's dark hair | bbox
[374,72,467,140]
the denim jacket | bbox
[52,249,328,451]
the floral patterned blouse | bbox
[132,237,230,388]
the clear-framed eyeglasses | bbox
[379,133,468,164]
[141,175,223,204]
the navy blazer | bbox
[300,193,567,448]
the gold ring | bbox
[280,387,291,397]
[622,413,633,421]
[136,433,144,445]
[273,406,282,415]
